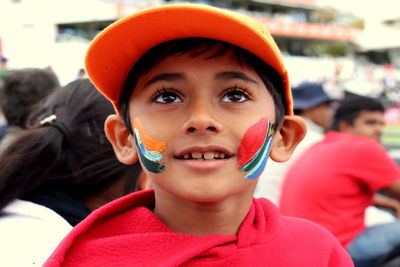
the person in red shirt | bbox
[280,96,400,267]
[44,4,353,266]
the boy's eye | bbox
[221,88,250,103]
[153,90,182,104]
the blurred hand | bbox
[373,193,400,217]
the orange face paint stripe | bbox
[133,117,167,152]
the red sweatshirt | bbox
[44,189,353,266]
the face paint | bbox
[133,117,167,173]
[237,118,274,179]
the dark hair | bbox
[331,96,385,130]
[0,68,60,128]
[118,38,286,133]
[0,79,141,211]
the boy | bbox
[44,4,353,266]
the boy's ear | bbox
[270,115,307,162]
[105,114,138,165]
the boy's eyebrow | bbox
[216,71,258,84]
[144,73,185,88]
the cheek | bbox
[133,117,168,174]
[237,118,274,179]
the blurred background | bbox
[0,0,399,159]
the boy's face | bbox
[122,49,281,202]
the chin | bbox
[177,187,228,203]
[373,136,381,142]
[154,169,254,202]
[184,194,233,204]
[184,183,252,204]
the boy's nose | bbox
[182,101,223,135]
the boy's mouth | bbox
[175,147,233,160]
[178,152,229,160]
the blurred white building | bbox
[0,0,398,86]
[0,0,116,84]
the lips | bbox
[175,146,233,160]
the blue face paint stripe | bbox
[246,153,268,179]
[245,138,273,179]
[139,144,163,161]
[245,140,271,178]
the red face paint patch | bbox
[238,118,270,168]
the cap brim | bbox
[85,4,292,114]
[293,95,333,110]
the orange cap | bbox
[85,3,293,115]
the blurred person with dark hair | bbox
[330,97,385,141]
[0,79,142,266]
[0,68,59,152]
[255,82,335,204]
[280,96,400,267]
[75,68,86,80]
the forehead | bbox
[145,49,258,77]
[134,40,264,79]
[356,110,384,121]
[154,45,258,74]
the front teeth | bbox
[184,152,226,160]
[192,152,202,159]
[204,152,214,160]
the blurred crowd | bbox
[0,64,145,265]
